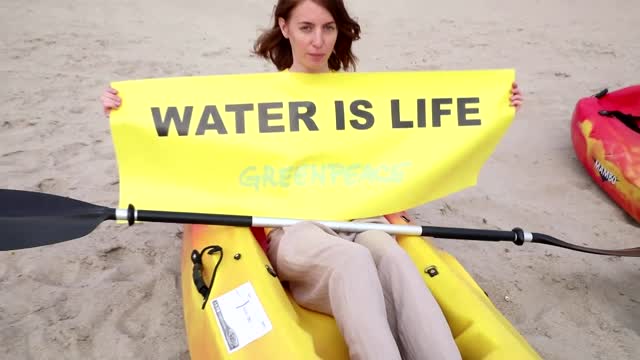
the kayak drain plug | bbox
[424,266,439,278]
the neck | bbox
[289,61,331,74]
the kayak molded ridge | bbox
[180,212,542,359]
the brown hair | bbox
[253,0,361,71]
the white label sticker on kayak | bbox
[210,281,272,353]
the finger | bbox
[102,99,120,109]
[100,97,112,108]
[107,87,118,95]
[103,92,120,101]
[510,95,523,101]
[102,93,121,104]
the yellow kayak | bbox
[180,212,541,359]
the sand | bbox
[1,0,638,359]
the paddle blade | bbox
[0,189,115,251]
[532,233,640,257]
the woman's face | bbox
[279,0,338,73]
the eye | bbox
[324,24,336,31]
[300,25,312,32]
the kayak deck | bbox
[180,212,541,359]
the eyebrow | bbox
[297,21,336,26]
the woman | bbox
[101,1,523,359]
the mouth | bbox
[308,53,326,61]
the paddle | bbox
[1,189,638,257]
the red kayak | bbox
[571,85,640,222]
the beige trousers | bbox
[266,218,462,360]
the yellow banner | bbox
[110,69,515,220]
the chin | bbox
[304,62,329,73]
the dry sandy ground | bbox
[1,0,638,359]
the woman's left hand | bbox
[510,82,523,111]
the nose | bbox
[311,28,324,48]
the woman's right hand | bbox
[101,86,121,117]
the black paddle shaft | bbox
[421,226,519,242]
[136,209,252,227]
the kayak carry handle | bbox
[594,88,608,98]
[190,245,224,310]
[191,250,210,298]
